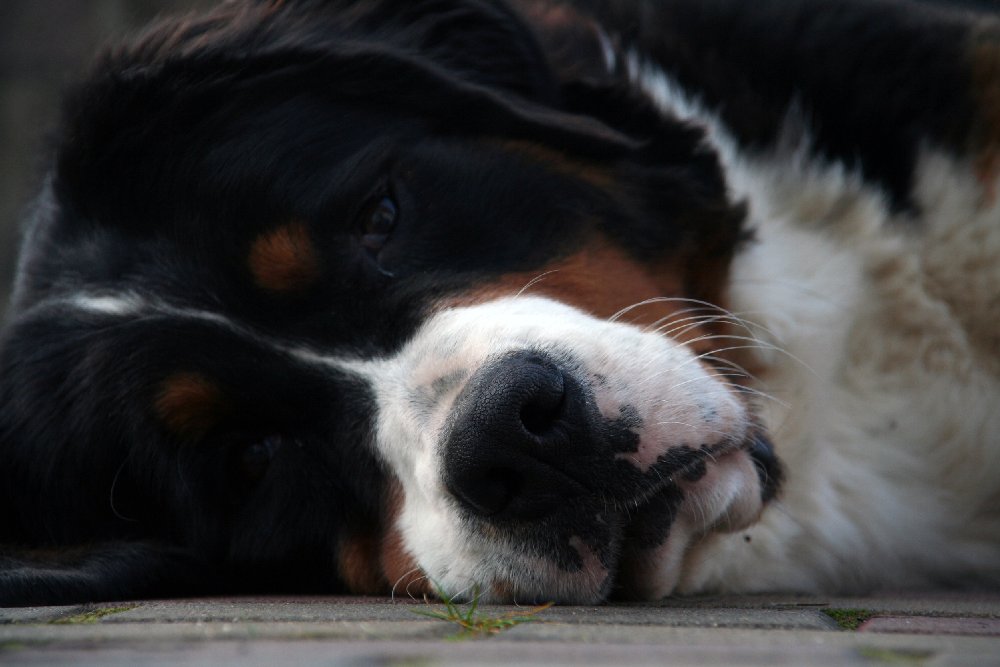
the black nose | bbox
[443,351,590,521]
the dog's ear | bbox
[0,542,212,606]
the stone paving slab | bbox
[643,592,1000,617]
[859,616,1000,636]
[3,594,1000,666]
[77,598,836,631]
[2,631,998,666]
[0,606,80,625]
[1,620,443,643]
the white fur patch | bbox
[629,58,1000,594]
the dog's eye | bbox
[236,435,281,484]
[360,195,398,253]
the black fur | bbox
[566,0,994,211]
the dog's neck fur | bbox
[630,56,1000,592]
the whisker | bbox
[675,341,818,378]
[648,313,742,337]
[655,314,763,340]
[640,306,730,332]
[391,566,426,601]
[405,573,434,601]
[516,270,561,297]
[608,296,729,323]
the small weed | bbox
[413,585,552,640]
[822,608,875,631]
[50,605,136,625]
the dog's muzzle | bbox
[375,297,780,602]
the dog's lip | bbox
[617,438,742,505]
[615,433,767,541]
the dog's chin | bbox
[439,445,767,605]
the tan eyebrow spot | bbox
[155,372,228,439]
[248,222,321,292]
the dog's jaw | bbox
[365,296,767,602]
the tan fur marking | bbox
[338,532,386,594]
[442,237,733,353]
[155,373,228,439]
[379,483,433,597]
[380,529,433,597]
[248,222,321,292]
[338,483,434,596]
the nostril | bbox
[448,468,521,517]
[520,390,565,436]
[517,362,566,437]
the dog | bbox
[2,0,999,606]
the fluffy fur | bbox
[1,0,998,606]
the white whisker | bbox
[608,296,727,323]
[391,567,426,601]
[516,270,561,297]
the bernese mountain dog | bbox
[2,0,999,606]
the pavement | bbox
[3,591,1000,666]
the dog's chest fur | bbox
[639,64,1000,590]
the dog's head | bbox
[1,0,780,604]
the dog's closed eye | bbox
[360,195,398,255]
[232,435,282,486]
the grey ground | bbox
[3,592,1000,666]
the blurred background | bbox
[0,0,212,315]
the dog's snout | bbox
[444,351,587,521]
